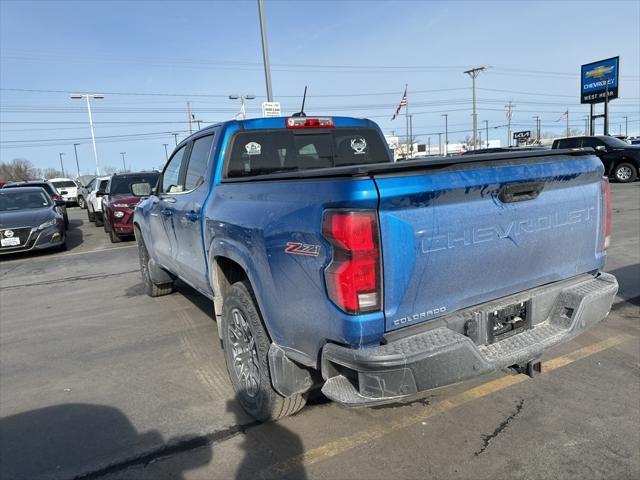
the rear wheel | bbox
[613,162,637,183]
[137,234,174,297]
[221,281,306,421]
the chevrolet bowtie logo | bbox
[585,65,614,79]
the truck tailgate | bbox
[374,153,606,332]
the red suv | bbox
[101,172,159,243]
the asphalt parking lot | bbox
[1,184,638,480]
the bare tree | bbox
[42,168,64,179]
[0,159,39,181]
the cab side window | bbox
[162,145,188,193]
[184,135,214,191]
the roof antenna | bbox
[292,86,307,117]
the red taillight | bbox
[322,210,381,314]
[52,194,60,201]
[602,177,611,250]
[286,117,334,129]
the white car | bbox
[49,178,79,205]
[86,176,110,227]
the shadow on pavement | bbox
[0,403,211,480]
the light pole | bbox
[257,0,274,101]
[438,132,442,156]
[70,93,104,175]
[464,66,485,149]
[120,152,126,172]
[163,143,169,161]
[441,113,448,155]
[484,120,489,148]
[172,133,180,146]
[229,94,256,120]
[58,153,66,177]
[73,143,81,178]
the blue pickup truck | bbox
[134,116,618,421]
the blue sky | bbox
[1,0,639,174]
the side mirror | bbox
[59,190,68,195]
[595,145,607,151]
[131,182,152,196]
[54,199,66,207]
[96,190,106,197]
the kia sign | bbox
[261,101,282,117]
[513,130,531,141]
[581,57,619,104]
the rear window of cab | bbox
[225,128,390,178]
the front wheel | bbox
[613,162,637,183]
[78,196,86,209]
[137,234,173,297]
[221,281,306,421]
[109,228,122,243]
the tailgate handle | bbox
[498,182,544,203]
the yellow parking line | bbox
[260,334,629,479]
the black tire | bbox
[78,196,86,209]
[137,234,174,297]
[109,228,122,243]
[221,281,306,421]
[94,212,103,227]
[87,207,95,223]
[64,214,69,230]
[612,162,637,183]
[104,217,111,233]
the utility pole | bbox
[404,84,410,159]
[505,101,515,147]
[566,109,570,137]
[583,115,589,136]
[479,130,483,149]
[172,133,179,146]
[229,94,256,120]
[532,115,540,143]
[70,93,104,175]
[187,102,193,134]
[464,66,485,149]
[624,116,628,136]
[120,152,126,172]
[58,153,65,177]
[427,136,431,155]
[163,143,169,161]
[257,0,274,101]
[441,113,448,155]
[408,113,413,159]
[73,143,81,178]
[484,120,489,148]
[438,132,442,156]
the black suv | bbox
[552,135,640,183]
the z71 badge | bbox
[285,242,320,257]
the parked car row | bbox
[83,171,160,243]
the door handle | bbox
[161,208,174,217]
[184,211,199,222]
[161,196,176,204]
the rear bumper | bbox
[320,272,618,406]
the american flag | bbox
[391,87,408,121]
[557,109,568,121]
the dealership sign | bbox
[513,130,531,141]
[581,57,619,104]
[261,102,282,117]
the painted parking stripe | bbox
[260,334,629,479]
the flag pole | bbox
[405,84,410,159]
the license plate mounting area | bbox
[487,301,530,344]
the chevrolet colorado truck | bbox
[134,116,618,421]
